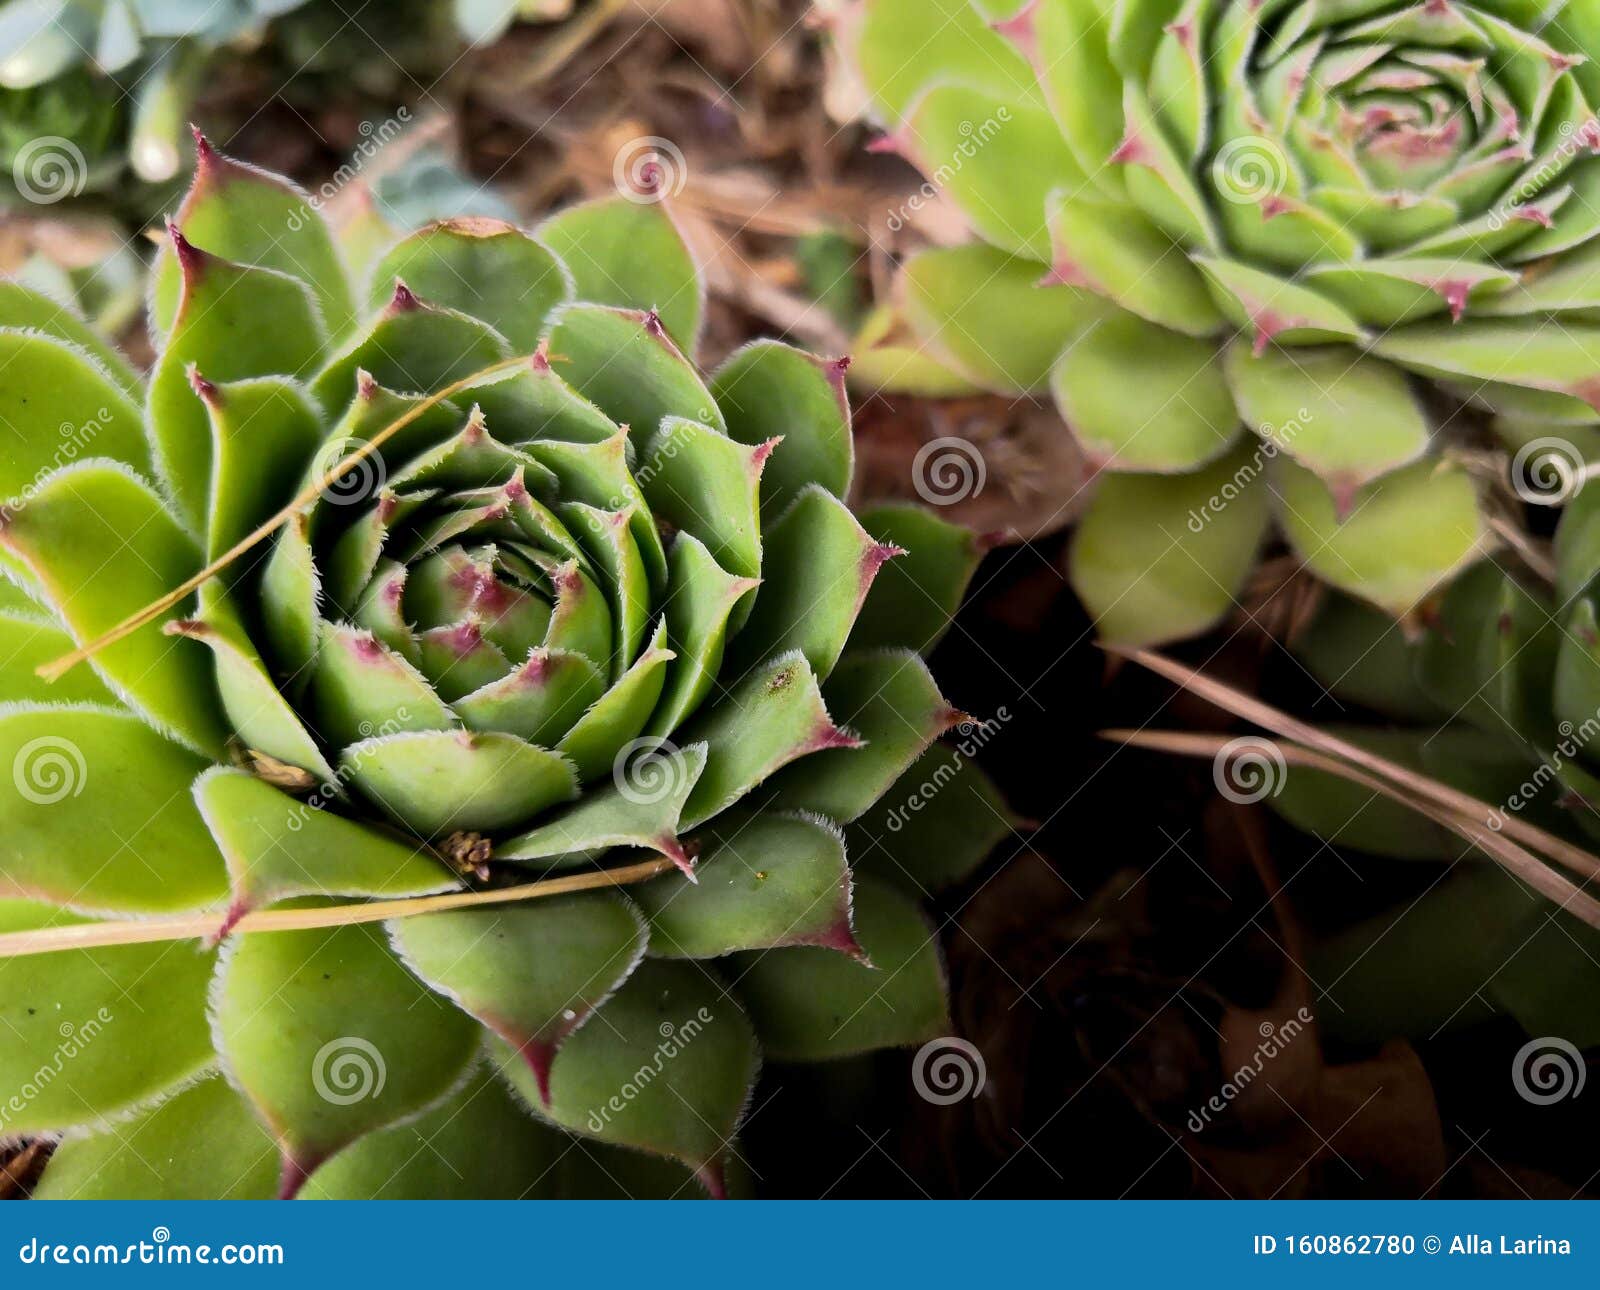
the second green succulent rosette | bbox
[837,0,1600,643]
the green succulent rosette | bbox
[0,138,1011,1199]
[834,0,1600,643]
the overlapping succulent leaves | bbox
[838,0,1600,642]
[1275,500,1600,1045]
[0,0,521,197]
[0,139,1007,1198]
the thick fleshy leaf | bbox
[339,730,579,838]
[147,232,328,531]
[900,244,1108,393]
[366,219,572,353]
[1414,560,1556,741]
[728,877,948,1061]
[729,486,898,681]
[0,462,226,754]
[545,304,725,450]
[0,899,217,1135]
[768,650,963,823]
[894,84,1076,261]
[36,1074,278,1200]
[679,652,858,830]
[847,0,1039,122]
[846,504,982,656]
[1045,192,1224,336]
[214,918,481,1195]
[1069,444,1272,646]
[1223,342,1430,495]
[151,133,355,340]
[496,742,707,870]
[650,534,759,736]
[538,196,703,357]
[0,329,148,504]
[168,587,337,785]
[301,1067,568,1200]
[310,286,512,412]
[1052,311,1241,472]
[192,374,322,560]
[390,893,647,1103]
[0,280,140,393]
[710,340,852,517]
[634,812,860,959]
[557,619,675,781]
[0,609,119,708]
[0,704,227,914]
[500,957,758,1196]
[846,743,1016,896]
[196,767,456,927]
[636,416,768,581]
[310,622,457,749]
[1194,256,1365,350]
[1273,457,1491,618]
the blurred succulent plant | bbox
[832,0,1600,645]
[0,0,567,202]
[0,137,1013,1198]
[1273,526,1600,1047]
